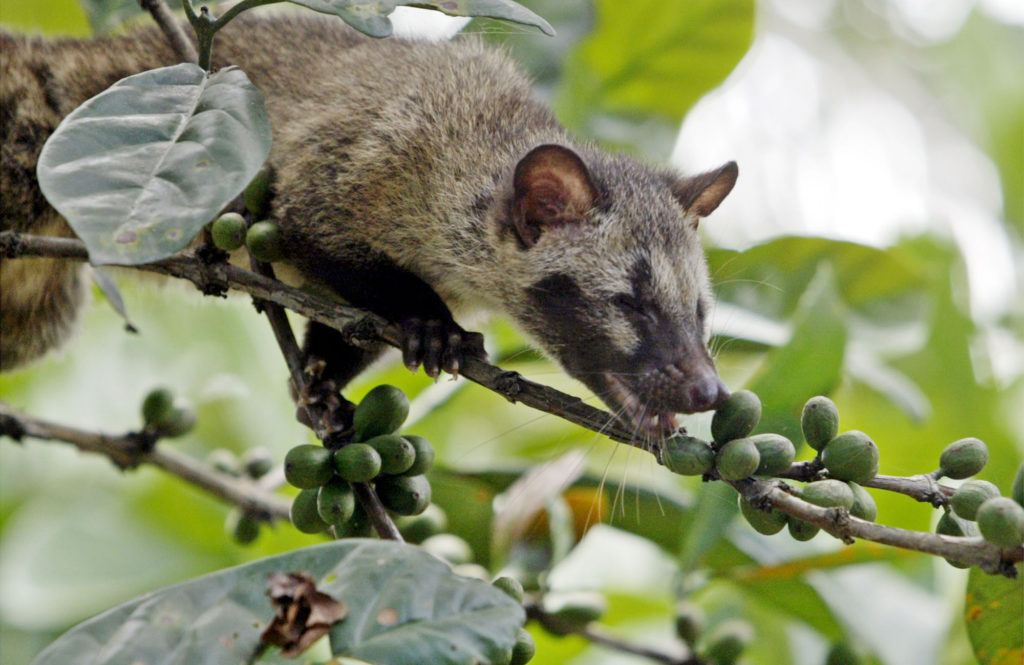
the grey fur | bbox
[0,15,736,435]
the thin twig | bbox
[780,461,955,506]
[139,0,198,64]
[732,478,1022,576]
[579,624,698,665]
[0,403,291,520]
[3,231,1020,572]
[864,472,954,506]
[245,251,402,541]
[525,603,699,665]
[0,232,641,446]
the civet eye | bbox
[613,293,643,314]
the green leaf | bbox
[405,1,553,35]
[557,0,754,134]
[30,539,524,665]
[749,263,847,441]
[325,543,524,664]
[965,567,1023,665]
[37,63,272,265]
[708,236,928,322]
[678,481,738,572]
[89,266,136,333]
[285,0,553,38]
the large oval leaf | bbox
[965,567,1023,665]
[37,63,271,266]
[30,539,524,665]
[286,0,553,38]
[556,0,754,133]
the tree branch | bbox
[3,231,1019,573]
[0,402,291,521]
[732,478,1022,576]
[780,460,956,505]
[139,0,198,64]
[525,602,699,665]
[0,232,641,447]
[245,252,402,541]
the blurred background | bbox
[1,1,1021,664]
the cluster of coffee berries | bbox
[662,390,796,480]
[662,391,884,540]
[285,385,436,536]
[140,386,195,438]
[490,577,534,665]
[206,447,276,545]
[209,167,284,262]
[209,212,284,263]
[781,396,880,539]
[937,445,1023,556]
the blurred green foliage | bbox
[2,1,1022,664]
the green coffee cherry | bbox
[821,431,879,484]
[509,627,536,665]
[367,434,417,475]
[290,488,329,534]
[395,503,447,544]
[421,533,473,565]
[801,396,839,452]
[662,435,715,476]
[543,591,606,632]
[1012,462,1024,508]
[750,433,796,476]
[716,438,761,480]
[333,443,383,483]
[317,478,356,526]
[825,642,864,665]
[400,435,435,476]
[210,212,247,251]
[243,166,272,217]
[738,495,787,535]
[847,482,877,522]
[787,515,819,541]
[701,619,753,665]
[284,444,334,489]
[976,497,1024,548]
[711,390,761,444]
[241,447,274,479]
[335,503,373,538]
[939,438,989,479]
[246,220,284,263]
[155,399,197,438]
[936,511,976,568]
[936,510,976,538]
[492,576,525,603]
[226,509,260,545]
[353,384,409,440]
[802,479,855,510]
[141,387,175,426]
[674,601,706,646]
[376,474,431,516]
[950,480,1001,521]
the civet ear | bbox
[671,161,738,226]
[511,144,599,248]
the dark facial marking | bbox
[525,273,619,373]
[612,256,662,328]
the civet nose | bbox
[687,375,730,413]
